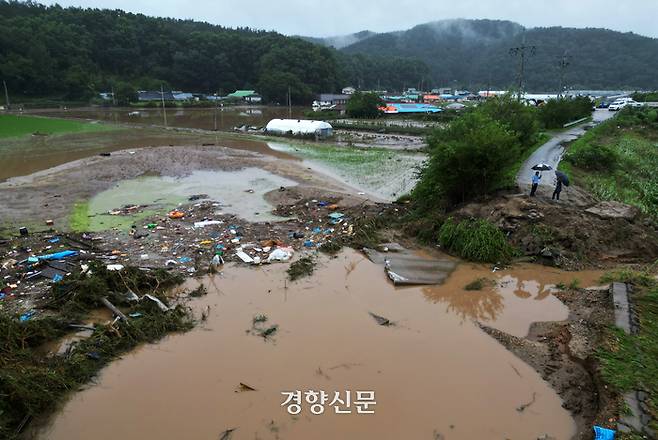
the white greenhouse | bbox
[265,119,333,138]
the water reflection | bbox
[420,264,602,337]
[425,286,504,322]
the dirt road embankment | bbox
[453,191,658,269]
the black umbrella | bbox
[532,163,552,171]
[555,170,570,186]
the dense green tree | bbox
[414,112,521,207]
[346,92,384,118]
[478,94,540,148]
[537,96,593,129]
[0,1,433,103]
[112,81,138,105]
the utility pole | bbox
[160,84,167,127]
[3,80,10,110]
[486,73,492,98]
[557,52,571,99]
[287,85,292,119]
[509,36,536,101]
[213,101,218,131]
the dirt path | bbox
[517,109,615,188]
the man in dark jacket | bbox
[552,178,563,200]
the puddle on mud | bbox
[38,250,578,440]
[423,263,603,337]
[85,168,297,230]
[267,142,424,200]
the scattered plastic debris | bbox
[267,247,294,263]
[593,426,615,440]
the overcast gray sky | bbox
[38,0,658,38]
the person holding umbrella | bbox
[552,176,563,200]
[530,163,552,197]
[552,170,570,201]
[530,171,541,196]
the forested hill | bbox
[0,1,427,102]
[338,19,658,91]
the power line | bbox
[160,84,167,127]
[556,51,571,98]
[3,80,10,110]
[509,37,536,100]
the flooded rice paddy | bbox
[37,250,603,440]
[267,142,424,200]
[2,110,421,202]
[33,106,308,132]
[84,168,297,230]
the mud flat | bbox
[35,250,579,440]
[0,144,373,230]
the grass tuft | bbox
[287,257,315,281]
[438,217,517,263]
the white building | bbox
[265,119,333,138]
[342,86,356,95]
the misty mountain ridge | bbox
[307,19,658,90]
[299,30,377,49]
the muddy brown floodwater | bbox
[31,106,308,132]
[36,250,595,440]
[423,263,604,337]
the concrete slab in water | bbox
[363,244,456,285]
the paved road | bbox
[517,109,616,187]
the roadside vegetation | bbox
[413,95,541,209]
[404,94,597,263]
[562,107,658,217]
[631,92,658,103]
[0,114,111,139]
[598,268,658,434]
[537,96,593,129]
[0,263,194,439]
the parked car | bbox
[608,102,626,111]
[597,101,611,108]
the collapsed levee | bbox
[478,284,620,440]
[0,262,194,439]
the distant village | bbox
[99,86,572,115]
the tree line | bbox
[0,1,429,104]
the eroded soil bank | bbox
[35,250,581,440]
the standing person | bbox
[530,171,541,196]
[552,176,563,201]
